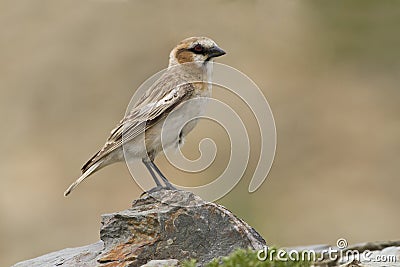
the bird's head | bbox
[169,37,226,67]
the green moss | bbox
[183,248,311,267]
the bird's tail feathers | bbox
[64,160,103,197]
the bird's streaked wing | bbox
[81,81,194,173]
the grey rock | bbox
[140,259,179,266]
[12,190,266,267]
[13,242,103,267]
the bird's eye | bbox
[193,44,204,53]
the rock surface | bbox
[13,190,266,267]
[13,189,399,267]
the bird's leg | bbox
[149,161,177,190]
[141,159,164,197]
[142,158,162,187]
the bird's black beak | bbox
[207,46,226,58]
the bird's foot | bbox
[140,185,178,197]
[159,177,177,191]
[164,182,177,190]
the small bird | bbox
[64,37,226,196]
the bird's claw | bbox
[140,185,177,197]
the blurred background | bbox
[1,1,400,266]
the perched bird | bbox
[64,37,226,196]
